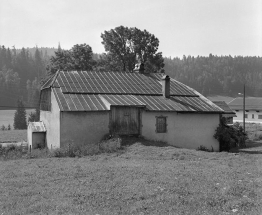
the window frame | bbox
[155,116,167,133]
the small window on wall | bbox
[258,115,262,119]
[252,114,254,119]
[156,116,167,133]
[245,114,248,119]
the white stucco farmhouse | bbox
[39,66,225,151]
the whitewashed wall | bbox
[40,89,60,149]
[60,111,109,147]
[234,110,262,123]
[141,111,220,151]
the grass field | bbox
[0,138,262,215]
[0,130,27,143]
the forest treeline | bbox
[1,45,262,109]
[164,54,262,97]
[0,46,52,109]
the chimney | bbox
[161,75,170,98]
[133,63,145,73]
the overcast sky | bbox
[0,0,261,58]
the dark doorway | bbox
[110,107,141,135]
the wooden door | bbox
[110,107,140,135]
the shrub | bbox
[0,144,25,160]
[214,117,247,152]
[197,145,214,152]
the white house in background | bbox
[38,66,225,151]
[228,97,262,123]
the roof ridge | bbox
[41,71,60,90]
[50,70,60,86]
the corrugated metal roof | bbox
[44,71,224,113]
[212,101,235,114]
[53,88,108,111]
[28,121,46,132]
[54,71,197,96]
[134,95,223,112]
[53,87,222,112]
[149,73,196,96]
[41,72,60,89]
[100,95,146,107]
[228,97,262,110]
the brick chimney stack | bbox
[161,75,170,98]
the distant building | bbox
[228,97,262,123]
[39,69,225,152]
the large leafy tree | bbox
[13,100,27,129]
[100,26,164,72]
[47,43,96,74]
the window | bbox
[245,110,249,112]
[235,110,239,112]
[156,116,167,133]
[245,114,248,118]
[258,115,262,119]
[252,114,254,119]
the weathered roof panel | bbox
[54,71,197,96]
[149,73,196,96]
[101,95,146,107]
[134,95,223,112]
[53,88,108,111]
[28,121,46,132]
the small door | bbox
[110,107,140,135]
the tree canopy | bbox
[47,43,96,74]
[100,26,164,72]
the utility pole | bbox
[243,84,245,134]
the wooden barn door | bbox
[110,107,140,135]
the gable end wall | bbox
[40,88,60,149]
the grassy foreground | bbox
[0,139,262,215]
